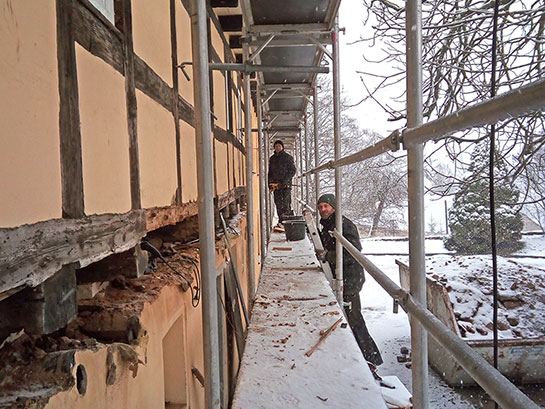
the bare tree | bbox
[357,0,545,218]
[305,77,408,234]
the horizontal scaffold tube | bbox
[209,63,329,74]
[302,130,400,177]
[330,230,541,409]
[402,79,545,147]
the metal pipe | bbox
[313,87,320,226]
[189,1,220,407]
[330,231,541,409]
[306,34,333,59]
[257,84,267,259]
[403,79,545,148]
[303,130,400,176]
[248,34,275,63]
[304,115,310,204]
[209,63,329,74]
[264,133,271,241]
[248,22,329,35]
[262,89,279,106]
[243,45,256,309]
[406,0,428,407]
[298,132,304,207]
[332,18,343,305]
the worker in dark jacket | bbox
[317,193,383,366]
[268,140,296,224]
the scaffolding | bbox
[190,0,544,408]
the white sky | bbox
[339,0,398,136]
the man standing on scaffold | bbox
[268,139,296,226]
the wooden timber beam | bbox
[0,210,147,299]
[145,185,247,231]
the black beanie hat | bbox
[273,140,284,148]
[317,193,336,209]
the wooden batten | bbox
[57,0,84,219]
[0,211,147,299]
[121,0,142,210]
[170,0,183,205]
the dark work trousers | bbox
[273,188,293,222]
[344,292,383,366]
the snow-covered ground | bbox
[360,234,545,408]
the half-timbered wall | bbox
[0,0,262,407]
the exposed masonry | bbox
[0,212,246,408]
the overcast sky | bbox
[339,0,396,136]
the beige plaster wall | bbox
[137,90,177,208]
[133,0,172,88]
[45,286,205,409]
[215,141,228,196]
[175,0,193,106]
[0,0,62,227]
[76,44,131,215]
[180,120,198,202]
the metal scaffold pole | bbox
[332,18,343,304]
[304,115,310,204]
[313,87,320,225]
[189,0,221,407]
[406,0,429,408]
[265,133,272,239]
[257,84,267,259]
[299,131,304,206]
[243,44,256,306]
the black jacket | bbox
[319,212,365,295]
[268,150,296,189]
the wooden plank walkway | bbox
[231,231,388,409]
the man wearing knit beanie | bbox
[317,193,383,366]
[268,140,296,224]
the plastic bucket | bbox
[284,220,306,241]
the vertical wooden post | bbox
[56,0,84,218]
[170,0,183,205]
[122,0,141,210]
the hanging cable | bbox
[140,241,201,308]
[489,3,501,409]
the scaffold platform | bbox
[231,231,389,409]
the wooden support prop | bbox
[219,213,249,325]
[305,317,343,357]
[223,265,245,358]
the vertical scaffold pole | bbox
[257,84,267,259]
[243,44,256,306]
[332,18,343,304]
[406,0,429,408]
[314,87,320,225]
[299,131,304,207]
[189,1,221,408]
[265,133,271,239]
[304,115,310,204]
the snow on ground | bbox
[426,255,545,339]
[359,234,545,408]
